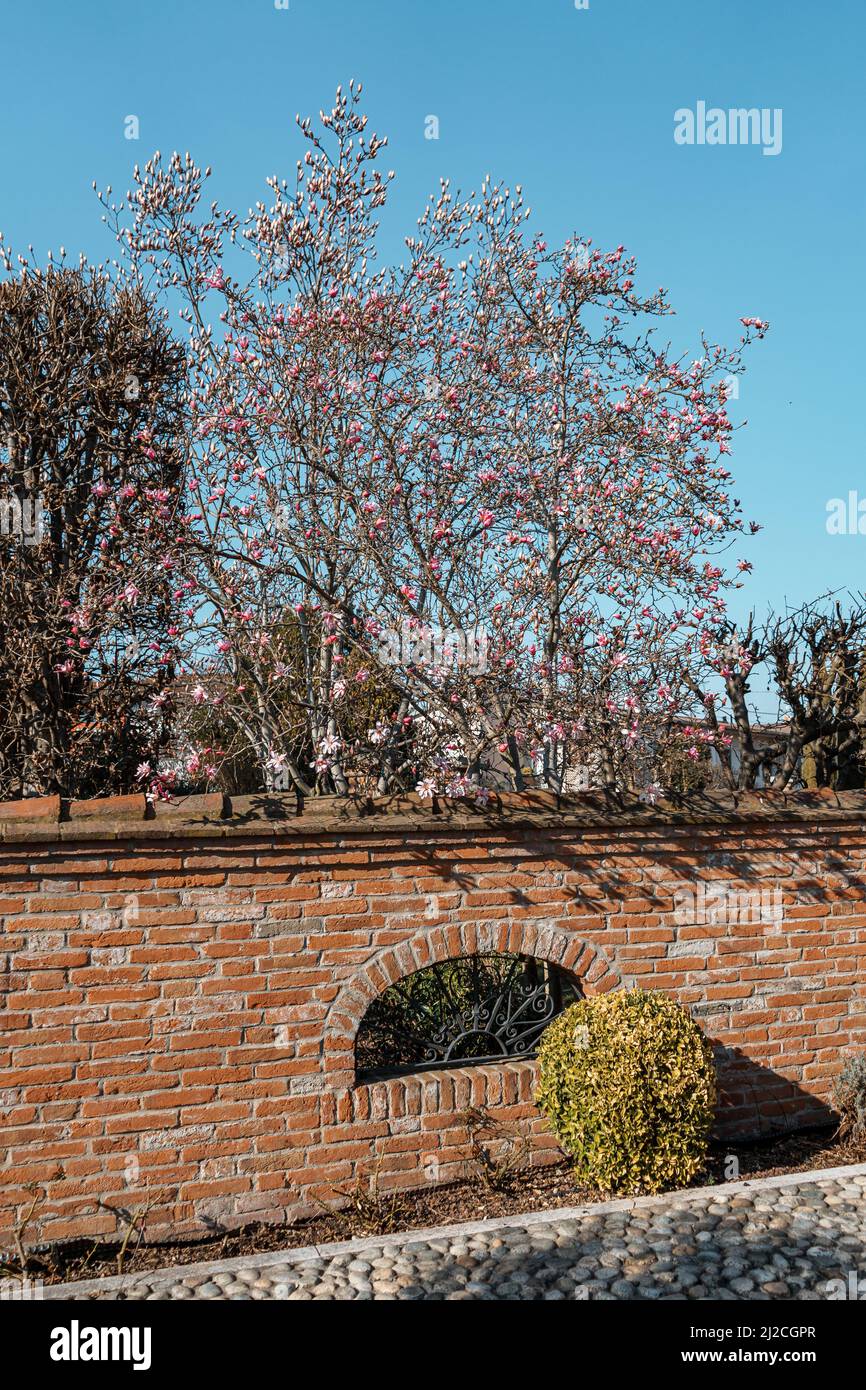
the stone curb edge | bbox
[40,1160,866,1300]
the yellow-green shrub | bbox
[535,988,716,1195]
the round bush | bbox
[535,988,716,1195]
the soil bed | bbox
[9,1126,865,1288]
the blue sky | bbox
[2,0,865,709]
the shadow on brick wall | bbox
[714,1044,836,1139]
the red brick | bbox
[0,795,61,821]
[2,799,863,1248]
[69,793,147,820]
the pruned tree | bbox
[0,254,187,798]
[689,596,866,791]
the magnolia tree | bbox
[105,83,766,800]
[0,254,186,799]
[446,188,768,793]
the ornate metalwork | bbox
[355,953,580,1080]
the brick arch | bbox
[322,921,620,1088]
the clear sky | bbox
[2,0,864,707]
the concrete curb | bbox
[40,1160,866,1300]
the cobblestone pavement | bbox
[47,1169,866,1302]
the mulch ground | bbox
[7,1126,866,1288]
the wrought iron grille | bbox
[355,952,580,1080]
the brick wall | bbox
[1,789,865,1249]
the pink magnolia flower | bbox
[639,783,663,805]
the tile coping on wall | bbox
[38,1161,866,1300]
[1,787,866,844]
